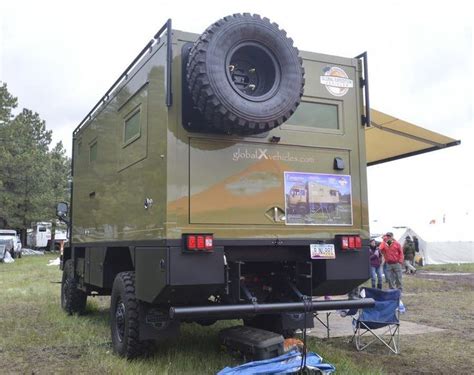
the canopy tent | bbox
[365,109,460,166]
[372,223,474,265]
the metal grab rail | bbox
[355,51,370,127]
[169,298,375,319]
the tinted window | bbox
[286,102,339,130]
[124,110,140,143]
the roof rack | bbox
[73,19,172,136]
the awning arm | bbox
[369,120,447,147]
[368,137,461,166]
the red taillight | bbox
[187,235,197,250]
[348,236,355,248]
[197,235,205,249]
[340,235,362,250]
[185,234,213,252]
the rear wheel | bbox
[110,271,153,358]
[61,259,87,314]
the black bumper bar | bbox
[169,298,374,319]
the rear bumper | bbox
[169,298,374,319]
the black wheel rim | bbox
[62,279,69,307]
[225,42,280,102]
[115,299,126,343]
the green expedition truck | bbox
[57,14,375,358]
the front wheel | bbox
[110,271,153,358]
[61,259,87,314]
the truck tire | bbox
[187,13,304,134]
[110,271,153,358]
[61,259,87,314]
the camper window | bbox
[123,109,141,145]
[286,101,339,130]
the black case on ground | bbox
[219,325,284,361]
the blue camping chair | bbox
[349,288,401,354]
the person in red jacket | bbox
[379,232,404,291]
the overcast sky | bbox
[1,0,472,232]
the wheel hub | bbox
[226,42,280,101]
[115,300,126,342]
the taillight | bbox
[187,235,196,249]
[184,234,213,252]
[205,235,213,250]
[197,235,205,249]
[339,235,362,250]
[341,236,349,249]
[348,236,355,248]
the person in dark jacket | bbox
[403,236,417,274]
[369,239,383,289]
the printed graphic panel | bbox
[284,172,353,225]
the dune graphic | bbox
[169,158,291,224]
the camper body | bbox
[27,222,68,249]
[59,15,372,358]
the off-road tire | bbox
[61,259,87,314]
[110,271,153,359]
[187,13,304,134]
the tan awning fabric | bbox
[365,109,460,166]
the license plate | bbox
[310,244,335,259]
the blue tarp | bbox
[217,350,335,374]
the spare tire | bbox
[187,13,304,134]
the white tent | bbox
[372,221,474,265]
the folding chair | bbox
[349,287,401,354]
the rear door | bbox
[189,52,365,228]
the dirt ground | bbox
[313,270,474,374]
[415,269,474,284]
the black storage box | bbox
[219,325,284,361]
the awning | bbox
[365,109,461,166]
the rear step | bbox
[169,298,374,319]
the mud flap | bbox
[139,304,180,341]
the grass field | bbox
[420,263,474,272]
[1,255,473,374]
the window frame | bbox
[281,97,343,135]
[89,138,98,163]
[122,105,142,147]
